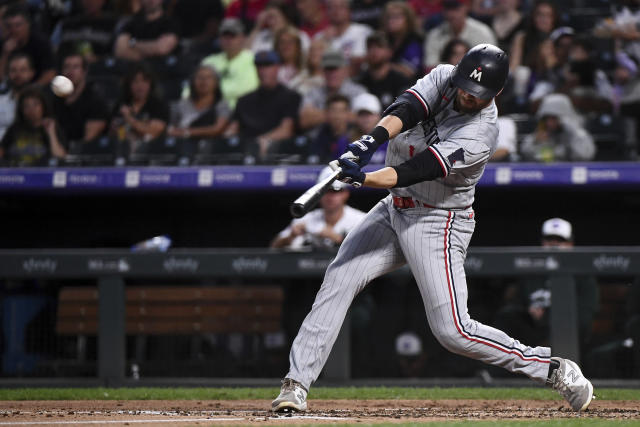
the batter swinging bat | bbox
[290,168,342,218]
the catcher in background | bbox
[272,44,594,413]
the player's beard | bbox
[454,90,492,114]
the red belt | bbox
[392,196,436,209]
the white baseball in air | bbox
[51,75,74,97]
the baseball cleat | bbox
[271,378,308,412]
[547,357,594,411]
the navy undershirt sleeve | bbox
[391,147,445,187]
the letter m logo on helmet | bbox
[451,44,509,100]
[469,67,482,82]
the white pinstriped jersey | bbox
[385,64,499,209]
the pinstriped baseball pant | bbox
[287,195,551,390]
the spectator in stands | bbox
[0,87,66,166]
[0,5,55,86]
[247,2,310,54]
[520,93,595,162]
[508,0,558,74]
[528,26,575,105]
[0,53,35,140]
[423,0,497,69]
[202,18,259,109]
[560,36,613,116]
[493,218,599,351]
[491,0,524,53]
[225,50,300,161]
[300,50,367,130]
[114,0,179,61]
[439,38,470,65]
[308,94,353,164]
[110,62,169,156]
[358,32,411,109]
[270,165,366,250]
[409,0,444,31]
[350,0,386,29]
[593,0,640,65]
[168,65,230,141]
[315,0,373,74]
[225,0,270,31]
[51,0,118,62]
[382,1,424,79]
[617,51,640,159]
[296,0,329,39]
[350,92,387,164]
[490,96,517,161]
[169,0,223,41]
[290,37,326,97]
[274,27,306,88]
[52,52,109,144]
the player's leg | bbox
[273,197,406,411]
[395,208,592,410]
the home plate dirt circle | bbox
[1,399,639,425]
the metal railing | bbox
[1,247,638,385]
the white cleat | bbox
[547,357,594,411]
[271,378,308,413]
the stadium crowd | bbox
[0,0,637,166]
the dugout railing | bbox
[0,247,638,386]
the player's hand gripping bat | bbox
[290,167,342,218]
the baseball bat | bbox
[290,168,342,218]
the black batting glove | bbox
[342,135,378,167]
[335,157,365,188]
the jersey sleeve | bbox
[403,64,454,121]
[429,121,497,177]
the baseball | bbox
[51,75,74,97]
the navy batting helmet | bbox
[450,44,509,100]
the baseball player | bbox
[272,44,593,413]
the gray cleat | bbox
[547,357,594,411]
[271,378,308,412]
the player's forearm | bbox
[377,115,403,141]
[362,167,398,189]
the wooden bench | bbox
[56,286,284,362]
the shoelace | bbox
[281,378,298,392]
[550,367,572,399]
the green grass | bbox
[0,387,639,401]
[316,422,640,427]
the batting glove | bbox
[342,135,379,167]
[335,157,365,188]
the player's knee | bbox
[432,325,471,355]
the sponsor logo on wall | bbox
[22,258,57,273]
[231,257,268,273]
[163,257,200,273]
[87,258,130,272]
[593,255,630,271]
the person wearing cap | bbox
[423,0,497,69]
[224,50,300,161]
[308,94,354,164]
[520,93,596,162]
[201,18,259,109]
[528,26,575,104]
[350,93,387,164]
[357,32,412,109]
[299,49,366,130]
[113,0,178,61]
[315,0,373,75]
[492,218,598,373]
[270,165,365,250]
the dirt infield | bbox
[1,399,639,426]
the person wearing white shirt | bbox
[423,0,497,69]
[270,166,366,250]
[315,0,372,75]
